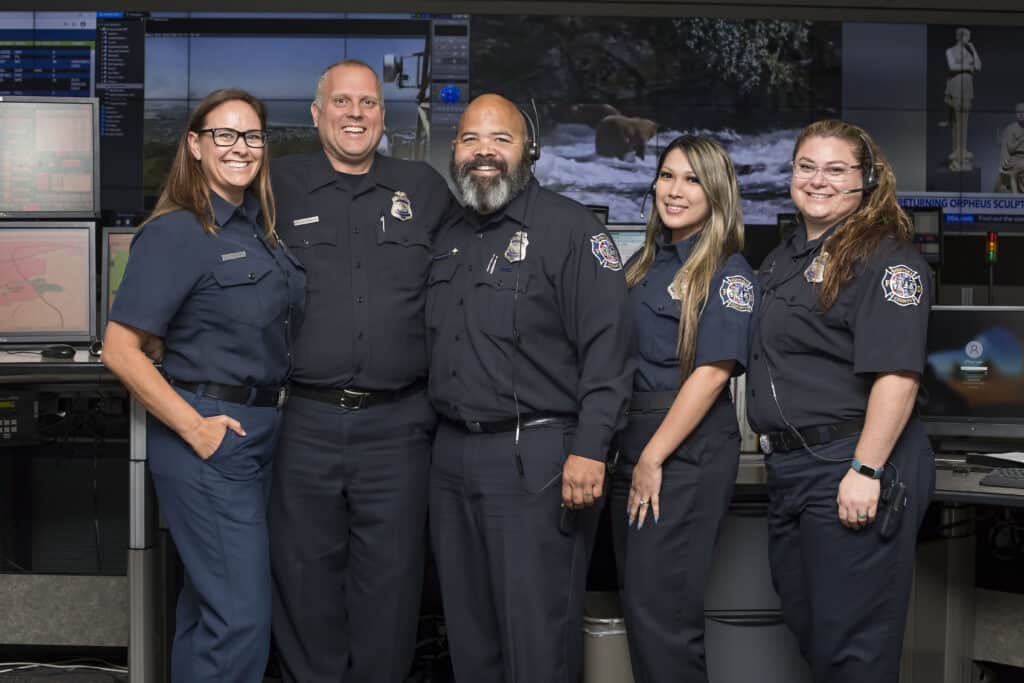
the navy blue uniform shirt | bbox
[110,191,306,388]
[746,224,933,433]
[426,179,634,461]
[272,152,454,391]
[630,231,757,392]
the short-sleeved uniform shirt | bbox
[272,151,454,391]
[426,179,635,462]
[745,224,932,433]
[630,230,758,393]
[109,191,306,388]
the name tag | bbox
[220,251,247,262]
[292,215,319,226]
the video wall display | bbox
[1,10,1024,235]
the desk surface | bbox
[737,452,1024,508]
[0,350,115,383]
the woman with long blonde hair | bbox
[746,119,933,682]
[611,135,757,683]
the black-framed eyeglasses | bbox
[198,128,268,148]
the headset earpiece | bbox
[519,104,541,163]
[860,134,878,192]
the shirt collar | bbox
[463,176,539,232]
[210,189,261,229]
[789,218,843,257]
[305,150,405,195]
[654,228,699,263]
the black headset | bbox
[518,101,541,163]
[860,133,879,192]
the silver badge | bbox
[504,231,529,263]
[390,191,413,221]
[667,281,682,301]
[804,251,830,284]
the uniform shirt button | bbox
[303,239,310,246]
[355,261,362,269]
[657,305,664,311]
[248,272,256,280]
[752,353,759,360]
[354,227,360,234]
[451,369,457,377]
[357,332,365,340]
[751,390,756,397]
[454,334,460,341]
[356,296,364,303]
[458,298,464,306]
[467,265,473,272]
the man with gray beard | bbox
[425,93,634,682]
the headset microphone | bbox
[639,183,655,220]
[841,187,868,195]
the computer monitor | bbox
[100,226,137,336]
[0,221,96,344]
[910,207,941,266]
[608,224,646,264]
[921,306,1024,444]
[0,96,100,218]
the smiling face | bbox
[311,63,384,174]
[450,94,532,214]
[654,147,710,242]
[186,99,264,205]
[790,135,865,238]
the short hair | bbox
[313,59,382,109]
[955,27,970,41]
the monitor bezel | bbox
[99,226,138,338]
[0,220,97,344]
[0,96,101,219]
[920,305,1024,442]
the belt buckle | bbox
[464,421,483,433]
[276,386,288,409]
[758,434,773,456]
[338,388,369,410]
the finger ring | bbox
[857,512,868,520]
[639,499,649,505]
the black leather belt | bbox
[168,377,287,408]
[289,381,424,410]
[459,413,576,434]
[759,419,864,455]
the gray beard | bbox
[452,160,532,215]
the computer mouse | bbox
[40,344,76,359]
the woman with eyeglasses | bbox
[103,89,305,682]
[610,135,757,683]
[745,119,934,682]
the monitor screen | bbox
[0,221,96,344]
[100,226,136,335]
[0,97,100,218]
[608,225,646,264]
[921,306,1024,440]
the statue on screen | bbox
[994,102,1024,193]
[944,27,981,172]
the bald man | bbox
[425,94,634,682]
[268,60,454,683]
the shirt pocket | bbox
[283,225,336,292]
[473,268,532,341]
[774,285,850,355]
[426,257,461,331]
[211,259,276,327]
[637,293,681,365]
[376,218,432,290]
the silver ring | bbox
[639,499,649,505]
[856,513,868,520]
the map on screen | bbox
[0,227,93,342]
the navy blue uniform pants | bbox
[268,389,434,683]
[149,387,282,683]
[610,399,739,683]
[430,420,600,683]
[765,418,935,683]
